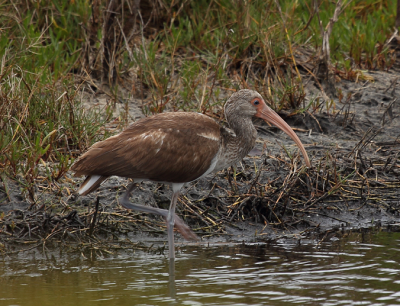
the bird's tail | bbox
[78,175,108,196]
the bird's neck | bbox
[229,116,257,143]
[217,116,257,170]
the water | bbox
[1,230,400,306]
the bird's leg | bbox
[232,166,238,191]
[167,190,180,259]
[121,182,137,203]
[227,166,238,193]
[118,183,198,242]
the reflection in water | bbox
[168,258,176,300]
[0,230,400,305]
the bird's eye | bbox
[253,100,260,105]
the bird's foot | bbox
[172,216,199,241]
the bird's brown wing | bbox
[71,112,221,183]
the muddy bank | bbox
[1,69,400,255]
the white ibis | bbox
[71,89,311,258]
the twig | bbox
[89,196,100,236]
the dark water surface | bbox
[1,230,400,306]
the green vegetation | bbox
[0,0,397,202]
[0,0,111,200]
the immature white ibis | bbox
[71,89,311,258]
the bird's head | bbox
[224,89,264,118]
[225,89,311,167]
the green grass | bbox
[0,0,89,79]
[127,0,396,114]
[298,0,396,69]
[0,0,397,202]
[0,0,110,201]
[0,68,112,201]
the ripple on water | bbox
[0,231,400,306]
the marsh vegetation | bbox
[1,0,400,255]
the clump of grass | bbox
[297,0,396,70]
[0,67,112,202]
[0,0,89,79]
[116,0,396,117]
[0,0,111,203]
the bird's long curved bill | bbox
[257,107,311,167]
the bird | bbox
[71,89,311,259]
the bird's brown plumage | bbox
[72,112,221,184]
[71,89,311,259]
